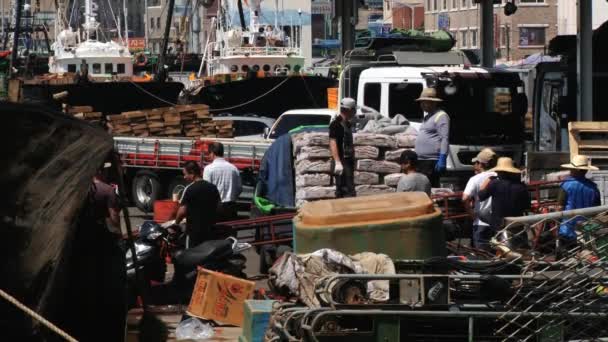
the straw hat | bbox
[416,88,443,102]
[490,157,521,174]
[472,148,496,164]
[561,155,599,171]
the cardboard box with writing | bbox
[187,268,255,327]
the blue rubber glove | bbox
[435,153,447,173]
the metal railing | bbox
[493,207,608,341]
[222,46,302,57]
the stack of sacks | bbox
[292,127,418,207]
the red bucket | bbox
[153,200,179,223]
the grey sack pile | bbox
[292,130,417,207]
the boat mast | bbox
[236,0,245,31]
[156,0,175,82]
[123,0,128,48]
[9,0,23,75]
[82,0,99,41]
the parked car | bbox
[266,108,336,139]
[212,114,275,140]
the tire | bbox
[132,170,162,213]
[167,175,189,200]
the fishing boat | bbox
[18,0,184,114]
[183,0,338,118]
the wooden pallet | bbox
[568,121,608,165]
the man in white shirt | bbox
[462,148,497,251]
[203,142,242,221]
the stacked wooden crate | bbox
[66,105,104,126]
[68,104,235,138]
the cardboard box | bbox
[187,268,255,327]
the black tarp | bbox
[0,102,117,340]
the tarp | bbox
[255,126,329,212]
[0,102,114,339]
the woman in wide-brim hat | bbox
[414,87,449,187]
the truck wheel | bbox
[132,171,161,213]
[167,176,189,201]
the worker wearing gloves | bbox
[414,88,450,187]
[330,97,357,198]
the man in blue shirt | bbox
[558,155,601,244]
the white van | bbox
[356,65,527,173]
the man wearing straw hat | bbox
[558,155,601,244]
[478,157,531,248]
[414,87,450,187]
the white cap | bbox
[340,97,357,110]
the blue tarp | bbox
[256,126,329,210]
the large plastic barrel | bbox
[293,192,445,259]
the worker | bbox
[558,155,601,248]
[462,148,498,251]
[70,161,126,341]
[396,150,431,196]
[203,142,243,222]
[91,162,121,235]
[478,157,531,249]
[330,97,357,198]
[414,88,450,187]
[176,161,221,247]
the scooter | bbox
[126,221,251,306]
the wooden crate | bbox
[568,122,608,167]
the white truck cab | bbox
[355,65,527,176]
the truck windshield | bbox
[270,114,332,139]
[444,84,524,145]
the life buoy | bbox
[135,53,148,67]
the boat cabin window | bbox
[67,64,76,73]
[92,63,101,74]
[363,83,381,112]
[285,64,291,70]
[105,63,113,73]
[263,64,270,72]
[231,65,238,72]
[241,65,249,72]
[252,65,260,71]
[294,65,301,72]
[389,83,423,120]
[117,63,125,74]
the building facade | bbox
[384,0,425,30]
[424,0,558,62]
[557,0,608,35]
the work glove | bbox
[334,161,344,176]
[435,153,447,173]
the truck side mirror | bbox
[263,127,270,138]
[513,93,528,117]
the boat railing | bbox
[222,46,302,57]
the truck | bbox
[340,47,528,189]
[115,108,336,212]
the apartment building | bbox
[424,0,558,62]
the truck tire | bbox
[132,170,161,213]
[167,176,189,201]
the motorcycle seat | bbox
[173,239,233,270]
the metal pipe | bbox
[577,0,593,121]
[504,205,608,225]
[144,0,148,50]
[480,0,494,67]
